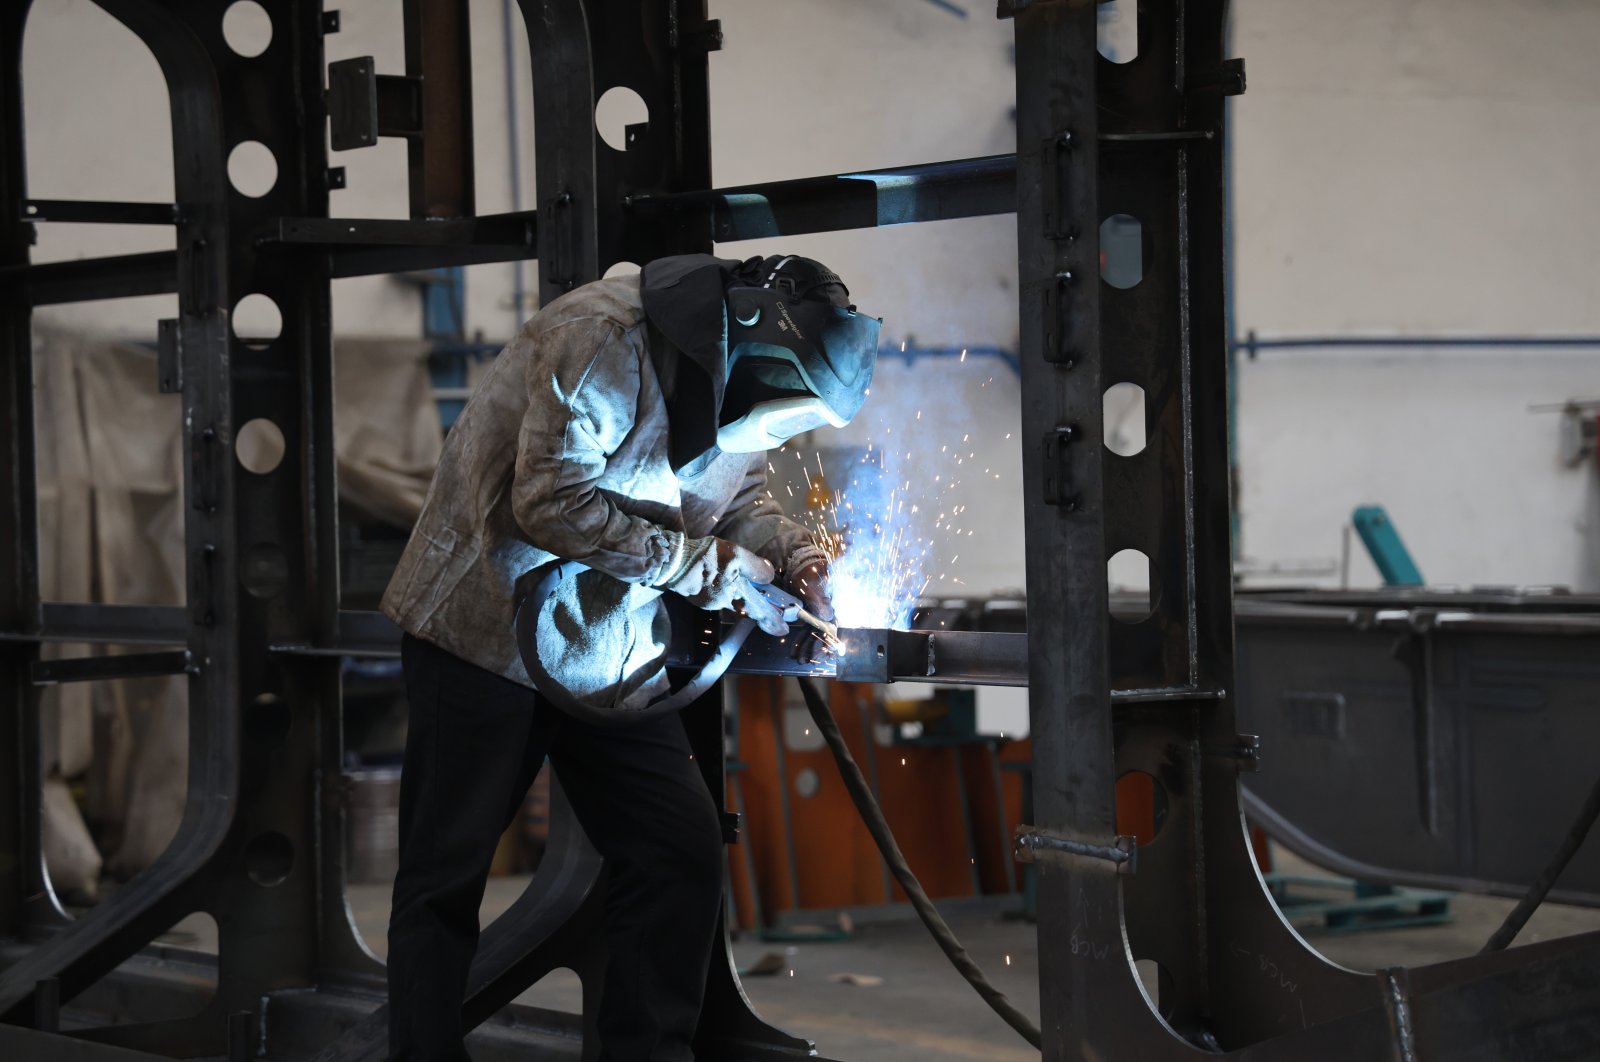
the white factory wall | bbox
[1230,0,1600,591]
[1239,351,1600,590]
[20,0,1600,611]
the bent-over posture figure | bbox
[381,254,879,1061]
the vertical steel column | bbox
[524,0,599,303]
[205,0,341,1030]
[0,1,242,1024]
[1010,1,1384,1054]
[403,0,475,218]
[1010,1,1126,1056]
[0,0,48,939]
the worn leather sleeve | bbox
[512,318,689,583]
[712,455,828,578]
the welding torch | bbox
[741,577,842,652]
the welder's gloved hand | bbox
[654,537,791,637]
[785,556,836,663]
[787,557,835,623]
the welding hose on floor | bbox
[1480,767,1600,954]
[794,677,1043,1051]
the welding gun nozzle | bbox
[796,608,842,650]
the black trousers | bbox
[386,634,725,1062]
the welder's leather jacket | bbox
[381,274,821,687]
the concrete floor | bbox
[154,844,1600,1061]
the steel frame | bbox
[1,1,1598,1059]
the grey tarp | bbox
[34,329,438,888]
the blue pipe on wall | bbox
[1235,333,1600,357]
[888,342,1019,376]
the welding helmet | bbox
[717,255,880,454]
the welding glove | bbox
[786,556,835,624]
[653,536,791,637]
[784,555,835,664]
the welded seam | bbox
[1379,967,1417,1062]
[1177,155,1200,687]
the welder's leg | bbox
[549,713,724,1062]
[386,634,554,1062]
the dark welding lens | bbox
[815,307,881,387]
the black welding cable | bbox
[1480,769,1600,954]
[794,677,1043,1050]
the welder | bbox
[380,253,879,1061]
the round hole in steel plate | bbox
[242,542,288,598]
[1133,957,1174,1018]
[594,86,648,152]
[1103,381,1147,457]
[1096,0,1139,64]
[1100,214,1147,289]
[227,140,278,198]
[244,831,294,887]
[1115,769,1169,846]
[1108,548,1157,622]
[245,693,292,746]
[222,1,273,58]
[236,418,286,475]
[232,292,282,348]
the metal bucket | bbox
[345,767,402,885]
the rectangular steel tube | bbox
[10,231,541,304]
[404,0,474,218]
[259,213,535,248]
[9,251,178,306]
[31,650,191,686]
[631,154,1018,242]
[22,200,178,225]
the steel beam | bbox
[258,213,535,248]
[6,212,539,307]
[30,651,192,686]
[627,153,1018,242]
[402,0,475,218]
[0,0,45,942]
[4,250,179,307]
[1008,5,1126,1053]
[0,604,187,646]
[20,199,179,225]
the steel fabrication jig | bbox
[1,1,1598,1060]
